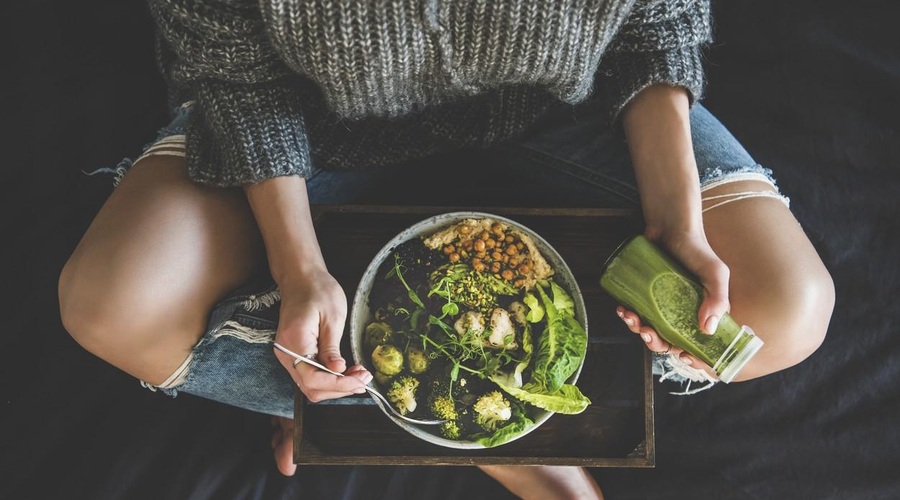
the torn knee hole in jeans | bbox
[700,173,791,213]
[140,320,278,392]
[140,287,281,393]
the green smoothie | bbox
[599,235,763,383]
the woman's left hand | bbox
[618,225,730,375]
[618,84,730,375]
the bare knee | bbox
[736,263,835,380]
[58,256,123,361]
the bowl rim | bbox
[349,211,589,449]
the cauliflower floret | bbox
[473,391,513,432]
[487,308,517,348]
[386,375,420,415]
[454,310,486,336]
[508,301,527,325]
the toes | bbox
[273,418,298,476]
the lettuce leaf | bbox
[475,417,534,447]
[475,402,535,447]
[523,292,544,323]
[530,282,588,393]
[491,374,591,414]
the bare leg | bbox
[700,179,835,380]
[58,155,264,385]
[478,465,603,500]
[627,179,836,381]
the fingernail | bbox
[640,333,651,343]
[625,317,635,326]
[616,308,624,318]
[706,315,720,335]
[361,372,373,384]
[354,386,367,394]
[680,356,693,366]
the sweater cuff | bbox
[186,79,312,187]
[598,44,706,125]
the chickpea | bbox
[505,235,515,243]
[501,269,514,280]
[459,225,471,234]
[491,251,503,261]
[518,264,530,275]
[485,238,497,249]
[473,261,486,273]
[462,239,474,250]
[443,244,455,255]
[480,230,491,241]
[514,279,526,288]
[505,245,518,255]
[516,242,524,250]
[474,239,486,252]
[491,222,504,236]
[449,253,460,263]
[509,256,520,267]
[502,254,509,263]
[475,251,487,259]
[491,261,502,273]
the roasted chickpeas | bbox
[436,222,536,288]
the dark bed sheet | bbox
[2,0,898,499]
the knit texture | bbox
[147,0,712,187]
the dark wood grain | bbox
[294,205,653,467]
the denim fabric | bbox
[121,102,782,417]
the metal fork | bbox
[273,342,445,426]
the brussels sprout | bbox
[364,322,393,351]
[373,370,394,387]
[371,344,404,376]
[406,345,431,374]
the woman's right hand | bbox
[272,265,372,402]
[244,174,371,403]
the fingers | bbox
[616,306,670,354]
[274,346,370,403]
[678,244,731,335]
[318,310,348,374]
[697,258,730,335]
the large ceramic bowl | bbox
[350,212,588,449]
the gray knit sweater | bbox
[148,0,712,187]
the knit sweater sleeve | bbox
[148,0,311,186]
[596,0,713,122]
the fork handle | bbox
[273,342,344,377]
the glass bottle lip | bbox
[600,234,642,278]
[716,326,765,383]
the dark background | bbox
[2,1,899,499]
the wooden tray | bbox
[294,205,653,467]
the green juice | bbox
[599,235,763,383]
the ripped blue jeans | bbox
[101,101,789,417]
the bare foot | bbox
[478,465,603,500]
[271,416,297,476]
